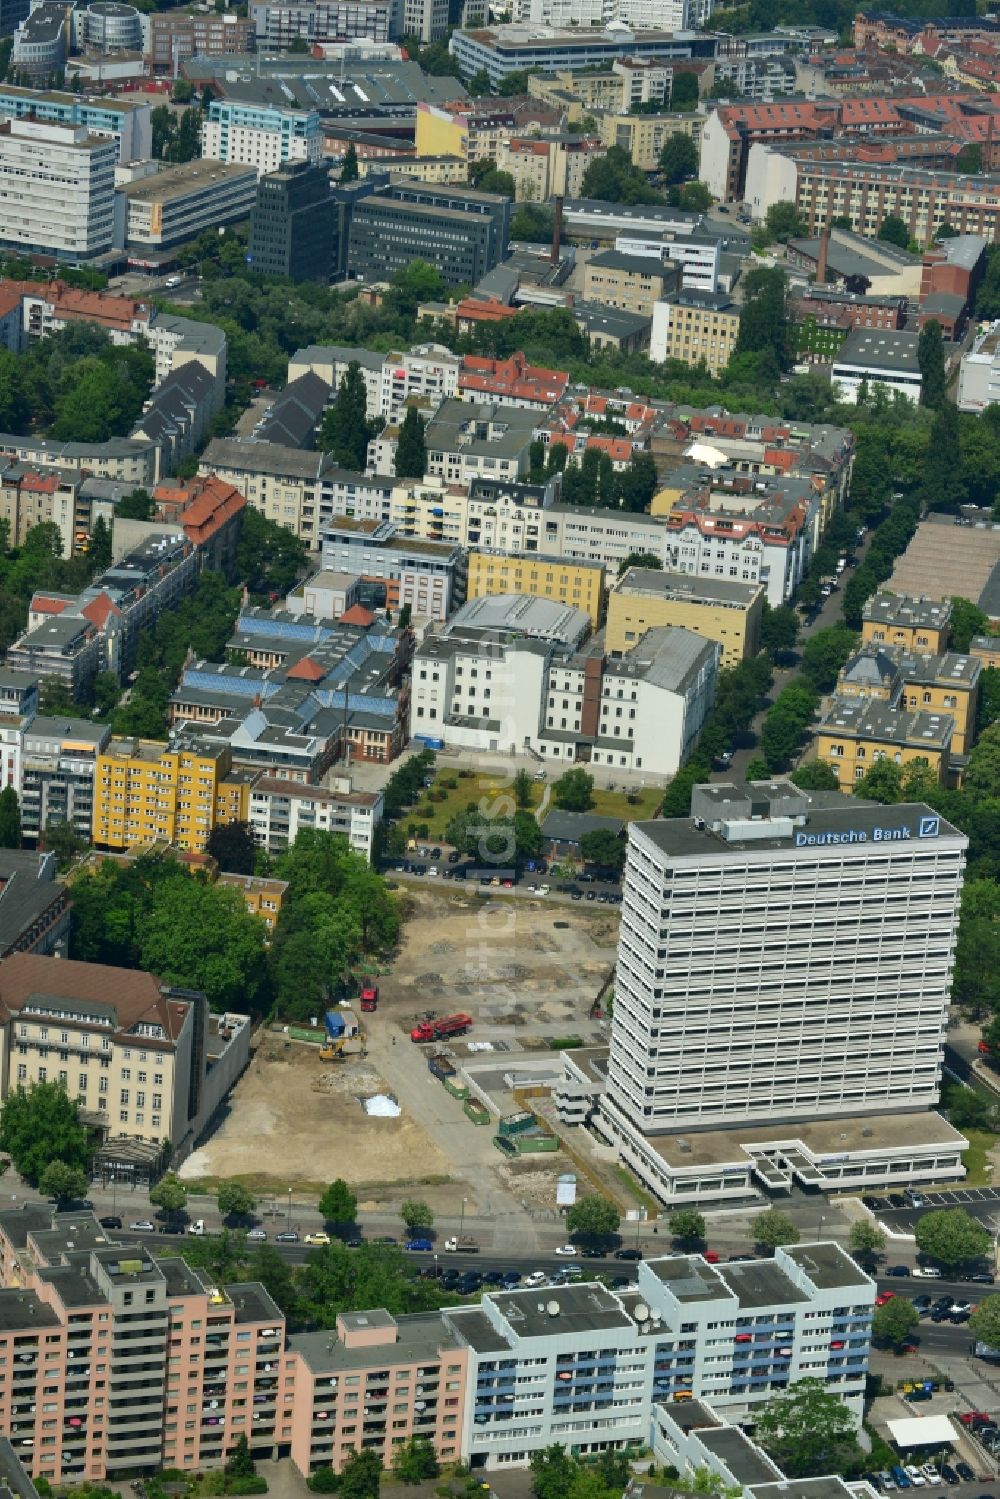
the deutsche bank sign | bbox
[795,816,941,848]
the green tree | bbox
[552,767,595,812]
[226,1434,256,1479]
[970,1294,1000,1349]
[914,1207,991,1269]
[566,1195,620,1240]
[957,143,982,174]
[790,761,840,791]
[93,670,121,718]
[394,406,427,480]
[658,131,698,185]
[38,1160,89,1204]
[919,401,964,510]
[42,819,87,868]
[618,551,662,576]
[873,1296,919,1349]
[400,1199,433,1231]
[0,785,21,848]
[138,874,269,1014]
[0,1080,90,1185]
[339,1448,381,1499]
[117,487,152,520]
[950,596,990,652]
[878,214,910,249]
[340,143,359,182]
[513,768,534,809]
[217,1180,257,1220]
[752,1208,800,1251]
[319,363,372,472]
[514,809,543,861]
[531,1446,577,1499]
[735,266,789,373]
[848,1219,885,1260]
[918,319,946,408]
[579,828,625,873]
[393,1436,439,1484]
[764,200,806,242]
[88,515,112,570]
[319,1178,358,1226]
[669,71,699,110]
[754,1378,864,1478]
[760,603,800,656]
[669,1208,706,1246]
[800,626,858,692]
[205,820,258,875]
[388,260,446,316]
[236,508,307,598]
[149,1172,188,1217]
[307,1470,340,1494]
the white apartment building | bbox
[399,0,448,43]
[449,1243,873,1469]
[665,496,815,609]
[958,320,1000,412]
[517,0,689,24]
[201,100,322,179]
[594,779,968,1205]
[0,117,115,258]
[248,776,383,860]
[543,504,672,571]
[615,230,721,293]
[288,343,460,424]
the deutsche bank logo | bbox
[919,815,940,839]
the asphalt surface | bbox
[870,1191,1000,1236]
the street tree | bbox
[914,1207,991,1270]
[970,1295,1000,1349]
[552,767,595,812]
[566,1195,620,1241]
[848,1219,886,1261]
[0,1080,89,1185]
[38,1161,88,1204]
[873,1297,919,1349]
[754,1378,865,1477]
[217,1180,257,1220]
[669,1209,706,1247]
[149,1173,188,1217]
[800,626,858,692]
[400,1199,433,1231]
[752,1208,800,1252]
[760,603,800,657]
[319,1178,358,1226]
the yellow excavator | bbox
[319,1006,366,1063]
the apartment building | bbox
[120,159,259,249]
[595,780,967,1204]
[599,108,703,172]
[92,738,244,853]
[466,550,605,626]
[288,343,463,424]
[0,85,150,162]
[0,847,71,960]
[815,697,955,791]
[583,252,680,318]
[144,11,251,69]
[650,290,741,375]
[0,433,157,488]
[661,479,816,609]
[862,592,952,653]
[607,567,764,666]
[0,953,250,1153]
[248,777,383,860]
[199,440,328,547]
[495,134,606,202]
[0,669,37,799]
[202,101,322,179]
[458,354,568,412]
[425,401,537,485]
[0,118,115,259]
[20,717,111,846]
[835,642,980,757]
[414,100,519,165]
[319,518,464,621]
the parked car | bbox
[615,1248,643,1261]
[304,1231,331,1246]
[912,1266,941,1278]
[554,1244,578,1257]
[275,1231,300,1243]
[956,1464,975,1482]
[128,1220,155,1232]
[406,1238,433,1252]
[246,1228,267,1241]
[886,1265,911,1276]
[524,1271,548,1288]
[939,1466,959,1485]
[99,1215,122,1229]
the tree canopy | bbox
[754,1379,864,1477]
[566,1195,620,1240]
[0,1081,90,1185]
[914,1207,991,1269]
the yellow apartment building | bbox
[466,549,606,626]
[861,592,952,653]
[970,633,1000,670]
[650,290,740,374]
[217,872,288,932]
[607,567,764,666]
[814,697,954,792]
[599,110,704,172]
[836,644,981,756]
[93,738,235,853]
[582,251,679,318]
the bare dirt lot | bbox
[179,1033,450,1194]
[378,889,618,1031]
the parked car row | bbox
[911,1294,976,1324]
[873,1459,979,1490]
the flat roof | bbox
[617,568,762,607]
[638,1109,966,1168]
[490,1281,634,1338]
[289,1310,460,1372]
[700,1429,783,1484]
[886,1416,957,1448]
[781,1242,872,1291]
[124,159,255,203]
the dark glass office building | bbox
[248,160,335,282]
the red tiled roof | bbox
[0,952,185,1043]
[80,592,122,629]
[341,604,376,626]
[286,656,326,682]
[31,595,71,616]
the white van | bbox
[188,1219,206,1235]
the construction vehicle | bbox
[359,982,379,1013]
[444,1236,479,1253]
[319,1008,365,1062]
[410,1013,472,1043]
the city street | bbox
[871,1191,1000,1235]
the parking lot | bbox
[868,1188,1000,1235]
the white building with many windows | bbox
[594,779,969,1205]
[0,117,116,259]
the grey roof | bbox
[663,288,736,313]
[940,233,987,272]
[782,1241,872,1290]
[588,249,674,277]
[489,1281,634,1338]
[255,371,331,449]
[25,716,111,745]
[202,437,327,480]
[820,695,954,748]
[618,568,762,607]
[446,592,591,644]
[619,624,717,694]
[542,809,625,844]
[571,301,652,339]
[832,327,922,374]
[864,591,952,630]
[289,1309,461,1373]
[186,58,468,115]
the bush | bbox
[227,1480,268,1495]
[307,1471,340,1494]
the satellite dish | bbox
[635,1302,650,1322]
[546,1299,561,1316]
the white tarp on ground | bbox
[886,1416,957,1447]
[363,1094,401,1117]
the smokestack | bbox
[817,223,831,286]
[551,194,563,267]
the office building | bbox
[595,780,968,1205]
[831,328,924,404]
[319,518,464,620]
[0,86,150,163]
[399,0,448,41]
[0,117,115,259]
[92,738,245,853]
[120,159,258,250]
[650,290,740,374]
[202,100,322,179]
[583,251,680,318]
[249,0,393,45]
[449,24,716,88]
[248,161,334,282]
[348,181,508,288]
[82,1,141,49]
[10,0,68,79]
[20,716,111,846]
[466,550,605,627]
[144,11,252,70]
[608,568,764,666]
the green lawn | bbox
[400,771,663,842]
[958,1128,998,1188]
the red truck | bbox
[410,1013,472,1043]
[360,982,379,1013]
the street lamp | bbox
[287,1186,292,1227]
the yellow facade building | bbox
[466,550,606,626]
[607,567,764,666]
[861,592,952,653]
[836,644,981,757]
[650,290,740,375]
[93,738,238,853]
[599,110,704,172]
[970,634,1000,670]
[217,873,288,933]
[814,697,954,793]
